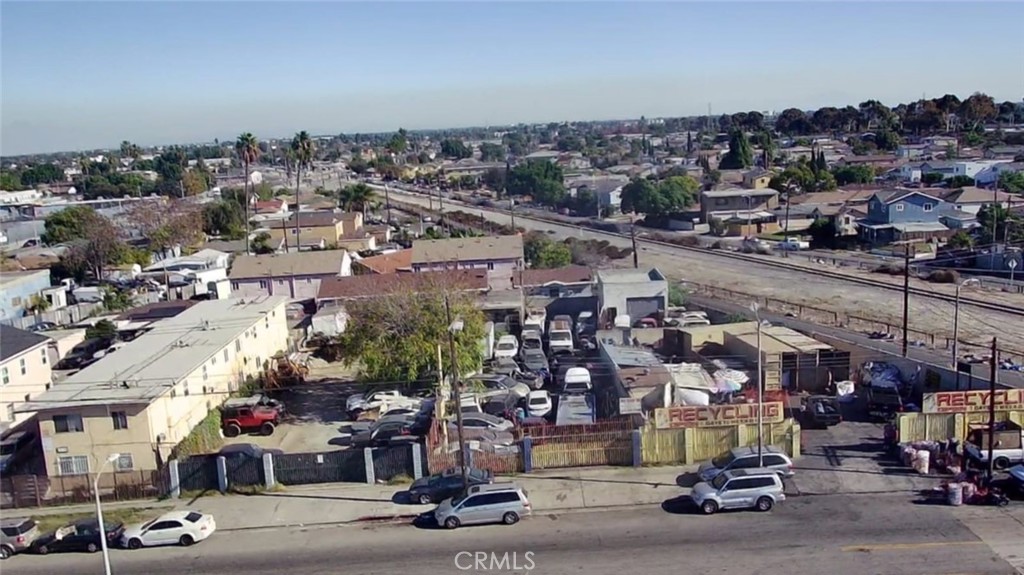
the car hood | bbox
[691,482,716,498]
[346,395,366,410]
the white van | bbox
[562,367,592,395]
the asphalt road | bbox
[6,496,1016,575]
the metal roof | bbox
[19,296,288,412]
[725,322,833,355]
[601,344,662,368]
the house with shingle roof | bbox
[411,235,524,275]
[352,249,413,275]
[228,251,352,301]
[857,189,955,246]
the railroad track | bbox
[386,189,1024,318]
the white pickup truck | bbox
[777,237,811,251]
[964,424,1024,470]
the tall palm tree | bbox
[290,131,315,250]
[338,183,375,219]
[235,133,260,254]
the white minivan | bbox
[562,367,592,395]
[494,335,519,359]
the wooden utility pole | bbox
[631,224,639,269]
[384,183,392,224]
[901,245,913,357]
[986,337,998,481]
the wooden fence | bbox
[530,430,633,469]
[0,469,170,509]
[897,410,1024,444]
[641,419,800,466]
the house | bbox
[809,204,866,237]
[411,235,524,274]
[699,188,780,236]
[570,178,626,212]
[515,266,596,320]
[0,326,52,433]
[984,145,1024,160]
[144,249,230,274]
[18,296,289,475]
[941,187,1024,216]
[857,189,955,245]
[352,249,413,275]
[253,199,288,216]
[837,154,902,171]
[229,251,352,300]
[595,268,668,328]
[896,144,930,160]
[266,211,364,250]
[976,162,1024,186]
[317,269,490,306]
[0,270,51,321]
[741,169,772,190]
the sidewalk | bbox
[168,466,694,532]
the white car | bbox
[494,335,519,359]
[526,390,552,417]
[346,390,415,419]
[121,511,216,549]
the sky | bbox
[2,1,1023,155]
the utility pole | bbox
[444,296,469,489]
[384,183,392,224]
[986,337,998,482]
[281,217,289,252]
[631,223,639,269]
[178,179,185,199]
[952,279,980,390]
[901,244,913,357]
[510,197,516,231]
[756,313,764,467]
[782,186,792,258]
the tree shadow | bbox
[676,473,700,488]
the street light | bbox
[952,278,981,390]
[444,298,469,491]
[749,302,764,468]
[94,453,121,575]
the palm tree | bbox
[235,133,260,254]
[290,131,315,250]
[337,183,375,219]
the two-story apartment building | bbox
[411,236,524,274]
[0,270,51,321]
[699,188,780,236]
[229,251,352,301]
[18,296,289,475]
[856,189,954,245]
[0,326,52,434]
[266,211,364,251]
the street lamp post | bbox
[952,278,981,390]
[94,453,121,575]
[750,302,764,467]
[444,297,469,490]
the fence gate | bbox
[225,455,265,488]
[371,445,416,482]
[531,430,633,470]
[176,455,220,493]
[273,450,366,486]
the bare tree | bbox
[124,198,204,255]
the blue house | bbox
[857,189,955,246]
[0,270,51,321]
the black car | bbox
[217,443,284,460]
[406,467,494,505]
[32,519,124,555]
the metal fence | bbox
[224,454,265,488]
[177,455,220,493]
[273,450,366,486]
[0,470,169,510]
[371,444,417,482]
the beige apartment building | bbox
[0,326,53,434]
[19,296,290,475]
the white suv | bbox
[690,469,786,515]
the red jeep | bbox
[220,405,280,437]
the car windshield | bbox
[551,333,571,341]
[712,452,735,469]
[185,512,203,523]
[529,396,547,405]
[711,473,730,490]
[497,343,515,350]
[451,494,468,508]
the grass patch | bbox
[172,409,223,458]
[385,474,413,486]
[35,507,156,534]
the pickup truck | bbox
[777,237,811,250]
[866,385,904,421]
[965,423,1024,470]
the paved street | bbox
[6,495,1020,575]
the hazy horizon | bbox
[2,1,1022,155]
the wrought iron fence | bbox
[1,469,169,509]
[273,450,366,486]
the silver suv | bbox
[697,446,794,482]
[1,518,40,559]
[690,469,786,515]
[434,483,531,529]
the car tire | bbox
[127,538,142,550]
[224,423,241,438]
[418,494,433,505]
[994,457,1010,470]
[179,534,194,547]
[260,422,275,436]
[756,497,774,512]
[0,545,13,560]
[502,512,519,525]
[35,545,48,555]
[701,501,718,515]
[444,517,460,530]
[86,543,98,553]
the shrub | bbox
[926,269,960,284]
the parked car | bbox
[560,367,592,395]
[121,511,216,549]
[433,483,532,529]
[346,389,415,420]
[1,517,40,559]
[220,404,280,437]
[800,395,842,428]
[465,374,531,400]
[407,467,494,505]
[461,412,514,432]
[222,394,285,414]
[777,237,810,251]
[488,358,545,390]
[217,443,283,460]
[526,390,552,418]
[350,418,417,448]
[32,519,125,555]
[690,469,786,515]
[520,333,543,353]
[520,349,550,375]
[494,335,519,359]
[697,446,794,483]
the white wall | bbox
[0,342,52,427]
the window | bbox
[923,203,933,212]
[114,453,134,471]
[764,455,787,466]
[184,382,190,397]
[53,414,84,433]
[487,262,495,271]
[231,282,240,290]
[1,367,8,385]
[19,358,27,375]
[895,204,905,212]
[235,340,242,352]
[57,455,89,475]
[203,366,208,381]
[24,394,30,402]
[111,411,128,430]
[211,355,217,366]
[223,349,229,362]
[258,280,268,289]
[6,404,14,421]
[10,296,21,307]
[41,348,48,365]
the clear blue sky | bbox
[2,1,1022,155]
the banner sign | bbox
[619,397,643,415]
[654,402,784,429]
[922,390,1024,414]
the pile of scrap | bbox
[265,352,310,388]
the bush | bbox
[926,269,960,284]
[172,409,222,458]
[872,263,904,276]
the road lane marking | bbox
[842,541,985,552]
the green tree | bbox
[507,161,565,206]
[831,165,875,185]
[337,183,376,217]
[58,214,129,280]
[291,131,315,248]
[718,130,754,169]
[959,92,997,132]
[978,204,1023,245]
[807,218,838,248]
[19,163,64,186]
[921,173,945,186]
[523,231,550,267]
[331,276,486,382]
[0,170,23,190]
[202,200,245,238]
[101,287,135,312]
[440,139,472,159]
[235,132,260,253]
[479,142,505,162]
[946,175,977,189]
[947,231,974,249]
[85,319,118,342]
[386,129,408,155]
[348,156,370,175]
[120,140,142,161]
[770,162,836,195]
[998,171,1024,194]
[621,175,698,217]
[42,205,103,245]
[535,242,572,268]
